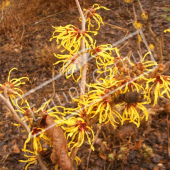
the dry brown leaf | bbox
[12,144,20,154]
[132,138,142,151]
[40,115,74,170]
[99,152,107,160]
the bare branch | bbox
[75,0,87,96]
[0,93,30,133]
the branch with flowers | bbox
[49,0,170,167]
[0,0,170,169]
[125,0,167,63]
[0,68,49,170]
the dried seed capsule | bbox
[113,91,144,104]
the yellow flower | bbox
[146,75,170,106]
[99,72,143,94]
[129,52,157,78]
[60,117,94,151]
[118,78,145,94]
[91,43,114,69]
[23,128,52,155]
[133,21,143,30]
[164,28,170,33]
[53,52,83,82]
[15,100,34,127]
[50,24,97,53]
[96,47,124,75]
[82,4,109,30]
[66,96,90,118]
[91,73,120,90]
[110,48,130,75]
[68,152,81,165]
[138,35,142,44]
[15,99,63,127]
[0,68,29,104]
[5,1,10,7]
[19,154,37,170]
[50,99,94,150]
[0,0,10,10]
[149,44,155,51]
[85,85,122,128]
[141,12,148,20]
[124,0,133,3]
[121,102,148,127]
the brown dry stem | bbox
[132,2,142,55]
[36,154,48,170]
[0,93,49,169]
[167,115,170,157]
[69,0,87,164]
[0,93,30,133]
[86,124,102,170]
[136,0,163,63]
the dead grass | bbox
[0,0,79,50]
[35,43,59,68]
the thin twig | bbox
[0,10,4,23]
[132,2,142,55]
[148,0,154,22]
[0,0,14,24]
[86,124,102,170]
[0,94,48,170]
[51,66,55,99]
[167,115,170,157]
[164,61,170,73]
[132,3,137,21]
[0,93,30,133]
[137,0,163,63]
[43,66,56,111]
[35,8,76,24]
[105,22,128,32]
[36,154,49,170]
[70,146,79,167]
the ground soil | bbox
[0,0,170,170]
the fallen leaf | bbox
[40,115,74,170]
[132,138,142,150]
[99,152,107,160]
[12,144,20,154]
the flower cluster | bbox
[61,117,94,150]
[1,2,170,169]
[0,0,10,10]
[51,24,97,53]
[53,52,83,82]
[82,4,109,31]
[141,12,148,20]
[133,21,143,30]
[146,75,170,106]
[50,4,109,83]
[0,68,29,104]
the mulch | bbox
[0,0,170,169]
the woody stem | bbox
[0,93,30,133]
[75,0,87,96]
